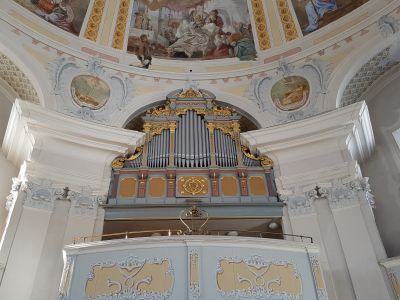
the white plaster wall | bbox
[0,92,17,237]
[362,67,400,257]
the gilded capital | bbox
[169,122,177,132]
[207,122,215,131]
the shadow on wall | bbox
[361,67,400,257]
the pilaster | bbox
[0,100,143,300]
[241,101,390,300]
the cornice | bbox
[241,101,374,162]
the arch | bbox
[110,88,268,129]
[0,39,47,106]
[327,33,399,109]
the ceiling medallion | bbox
[71,75,110,110]
[271,76,309,111]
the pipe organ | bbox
[108,88,277,206]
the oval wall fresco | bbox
[70,75,110,110]
[271,76,310,111]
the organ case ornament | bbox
[109,88,277,202]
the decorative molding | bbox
[248,59,329,126]
[5,177,21,211]
[84,0,106,42]
[59,256,75,300]
[112,0,131,50]
[280,177,374,215]
[85,256,174,300]
[48,57,134,123]
[251,0,271,50]
[216,255,302,300]
[0,53,39,103]
[189,250,200,300]
[309,255,328,300]
[378,15,400,37]
[281,194,315,216]
[22,178,59,211]
[68,187,105,216]
[276,0,299,41]
[341,46,399,107]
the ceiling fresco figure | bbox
[14,0,90,35]
[292,0,369,34]
[127,0,256,61]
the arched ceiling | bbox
[8,0,376,65]
[340,46,399,107]
[0,52,39,103]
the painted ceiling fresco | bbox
[13,0,370,60]
[291,0,369,35]
[14,0,90,35]
[127,0,257,61]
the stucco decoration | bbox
[71,75,110,109]
[216,255,302,300]
[378,15,400,38]
[270,76,309,111]
[0,53,39,103]
[68,186,105,216]
[249,59,331,126]
[340,46,399,107]
[5,178,22,211]
[21,177,60,211]
[49,57,134,123]
[85,256,174,300]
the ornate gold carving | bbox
[148,102,172,117]
[211,122,240,138]
[84,0,106,41]
[206,122,215,132]
[168,122,177,132]
[251,0,271,50]
[276,0,299,41]
[178,88,203,98]
[242,146,273,166]
[126,147,143,161]
[112,156,125,169]
[112,0,130,49]
[112,147,143,168]
[85,258,173,299]
[143,122,173,138]
[260,156,273,167]
[176,107,207,116]
[178,176,208,196]
[217,257,301,298]
[119,177,137,197]
[213,106,234,117]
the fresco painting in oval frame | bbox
[70,75,110,110]
[14,0,90,35]
[127,0,256,61]
[271,76,310,111]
